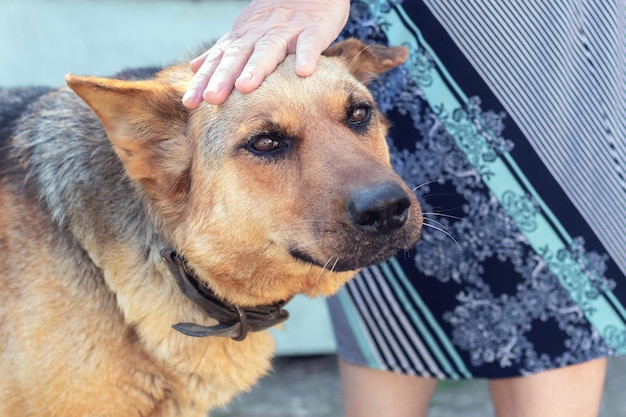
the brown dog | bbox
[0,39,421,416]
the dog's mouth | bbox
[288,248,352,272]
[288,244,403,273]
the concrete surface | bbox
[213,355,626,417]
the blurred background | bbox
[2,1,625,416]
[2,1,242,85]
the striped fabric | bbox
[425,0,626,278]
[328,0,626,379]
[330,258,472,379]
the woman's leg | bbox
[338,358,438,417]
[489,358,607,417]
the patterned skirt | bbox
[328,0,626,378]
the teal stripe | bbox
[606,291,626,326]
[374,2,626,353]
[336,288,382,368]
[386,258,473,378]
[502,154,571,241]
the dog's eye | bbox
[249,135,280,152]
[349,104,372,125]
[245,134,291,158]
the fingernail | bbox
[237,71,254,83]
[182,89,197,104]
[205,82,222,94]
[297,59,312,76]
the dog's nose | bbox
[348,182,411,233]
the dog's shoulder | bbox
[0,84,103,170]
[0,80,136,230]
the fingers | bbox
[234,33,291,93]
[184,32,292,107]
[294,28,332,77]
[198,40,253,105]
[182,0,351,109]
[182,46,228,108]
[189,49,211,73]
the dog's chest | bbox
[143,330,276,415]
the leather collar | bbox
[160,248,291,341]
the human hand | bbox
[182,0,350,108]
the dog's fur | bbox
[0,39,421,416]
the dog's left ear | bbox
[66,74,191,218]
[322,38,409,84]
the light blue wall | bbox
[1,0,245,86]
[0,0,336,356]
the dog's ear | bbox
[322,38,409,84]
[66,74,191,217]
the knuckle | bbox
[223,41,252,58]
[187,73,207,88]
[195,62,214,77]
[262,32,289,48]
[211,67,234,80]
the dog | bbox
[0,38,422,416]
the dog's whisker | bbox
[346,42,378,73]
[423,219,462,250]
[300,219,324,223]
[309,256,334,297]
[422,212,462,221]
[254,241,274,258]
[290,239,321,252]
[421,192,460,201]
[347,82,363,97]
[346,75,376,95]
[321,256,335,270]
[423,217,449,230]
[411,180,437,192]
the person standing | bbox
[184,1,626,416]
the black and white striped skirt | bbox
[328,0,626,378]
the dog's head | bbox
[66,39,422,306]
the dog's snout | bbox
[348,182,411,233]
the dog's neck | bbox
[160,249,291,341]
